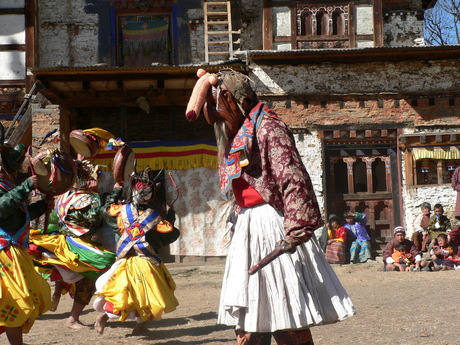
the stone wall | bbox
[400,127,460,237]
[265,96,460,129]
[239,0,263,51]
[402,183,457,238]
[250,60,460,98]
[252,59,460,130]
[38,0,99,67]
[383,11,424,46]
[188,9,206,64]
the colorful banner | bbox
[121,15,170,65]
[91,140,218,171]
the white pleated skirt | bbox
[217,203,355,333]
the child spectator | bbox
[427,203,452,248]
[430,233,455,271]
[344,211,372,263]
[325,214,347,264]
[444,227,460,269]
[391,243,415,272]
[383,226,427,272]
[411,202,431,252]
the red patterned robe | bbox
[217,103,354,334]
[219,102,323,238]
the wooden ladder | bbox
[204,1,233,62]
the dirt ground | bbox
[19,260,460,345]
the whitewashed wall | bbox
[401,128,460,237]
[38,0,99,67]
[295,131,325,218]
[0,12,25,79]
[249,61,460,96]
[187,9,206,64]
[383,12,424,47]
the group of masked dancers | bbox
[0,135,180,345]
[1,68,357,345]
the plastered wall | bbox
[38,0,99,67]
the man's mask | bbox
[132,186,153,205]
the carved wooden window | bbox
[263,0,381,49]
[409,158,459,186]
[332,8,345,35]
[299,10,313,35]
[353,158,367,192]
[372,158,387,192]
[400,134,460,186]
[331,156,392,194]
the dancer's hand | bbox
[29,175,39,189]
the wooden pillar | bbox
[344,157,355,194]
[25,0,38,91]
[384,157,392,192]
[262,0,273,50]
[437,160,443,184]
[290,5,297,49]
[373,0,383,47]
[348,3,356,47]
[364,157,373,193]
[368,200,376,236]
[59,106,72,153]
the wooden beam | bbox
[373,0,384,47]
[25,0,37,91]
[290,5,297,49]
[349,3,356,48]
[59,95,192,108]
[262,0,273,50]
[0,8,24,14]
[437,160,443,184]
[0,44,26,51]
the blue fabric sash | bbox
[116,204,162,263]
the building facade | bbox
[2,0,459,258]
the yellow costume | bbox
[93,202,178,322]
[0,178,51,334]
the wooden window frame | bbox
[405,153,458,187]
[262,0,382,50]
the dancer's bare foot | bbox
[131,322,147,335]
[95,314,109,335]
[50,293,61,312]
[66,317,88,329]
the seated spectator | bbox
[391,243,416,272]
[325,214,347,264]
[427,203,452,249]
[383,226,427,271]
[430,233,455,271]
[344,211,372,263]
[411,202,431,252]
[443,227,460,269]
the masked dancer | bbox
[29,158,115,329]
[0,125,52,345]
[185,69,355,345]
[93,168,179,335]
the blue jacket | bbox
[344,212,371,242]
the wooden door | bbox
[325,148,400,254]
